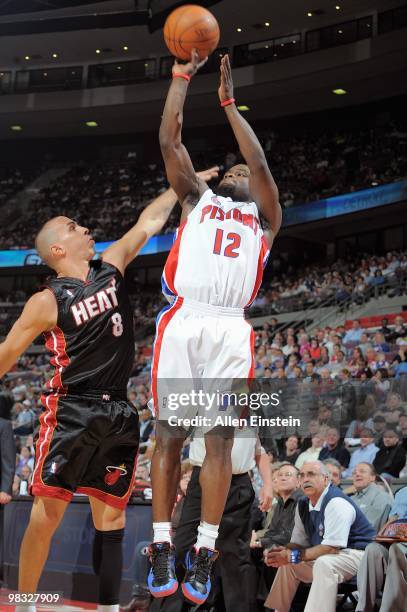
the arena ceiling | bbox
[0,0,399,66]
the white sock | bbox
[194,521,219,551]
[15,607,36,612]
[153,521,172,544]
[97,606,119,612]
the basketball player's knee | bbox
[204,434,233,462]
[92,506,125,532]
[29,506,63,536]
[155,434,183,457]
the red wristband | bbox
[172,73,191,82]
[221,97,236,107]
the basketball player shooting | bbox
[0,172,218,612]
[149,51,282,605]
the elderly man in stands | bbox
[342,428,379,478]
[351,463,392,530]
[356,486,407,612]
[264,460,375,612]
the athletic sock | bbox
[93,528,124,605]
[153,521,172,544]
[194,521,219,551]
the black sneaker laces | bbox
[151,544,172,583]
[192,551,214,585]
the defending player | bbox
[149,52,282,605]
[0,171,218,612]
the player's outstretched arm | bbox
[159,49,209,210]
[219,54,282,244]
[103,166,219,274]
[0,290,57,379]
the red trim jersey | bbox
[162,189,269,308]
[42,260,135,394]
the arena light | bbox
[85,121,98,127]
[123,45,129,51]
[332,88,347,95]
[96,49,101,54]
[237,105,250,111]
[11,125,23,131]
[236,27,242,32]
[335,5,341,9]
[307,12,313,17]
[265,22,270,27]
[24,55,30,60]
[52,53,58,59]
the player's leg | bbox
[149,424,186,597]
[90,496,126,612]
[148,303,195,597]
[18,496,69,593]
[182,314,253,605]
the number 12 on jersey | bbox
[213,229,241,259]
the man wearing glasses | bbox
[264,460,375,612]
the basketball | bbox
[163,4,220,61]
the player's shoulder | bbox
[21,288,57,329]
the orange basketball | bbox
[163,4,220,61]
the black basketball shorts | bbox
[30,391,139,510]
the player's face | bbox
[53,217,95,261]
[217,165,250,201]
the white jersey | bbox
[162,189,270,308]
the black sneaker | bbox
[181,547,219,605]
[147,542,178,598]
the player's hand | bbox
[0,491,12,505]
[196,166,220,182]
[218,54,234,103]
[258,484,273,512]
[172,48,208,78]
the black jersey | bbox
[42,260,135,394]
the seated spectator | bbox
[16,446,34,475]
[13,400,36,435]
[322,458,342,487]
[356,486,407,612]
[264,460,375,612]
[319,427,350,468]
[256,465,302,600]
[373,428,406,478]
[295,433,325,469]
[343,319,364,344]
[389,315,406,342]
[372,414,387,445]
[342,429,380,478]
[278,435,301,465]
[317,403,336,428]
[351,463,392,530]
[345,402,374,440]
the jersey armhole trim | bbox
[100,258,125,281]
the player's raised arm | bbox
[103,166,220,274]
[159,49,209,209]
[219,54,282,242]
[0,290,57,379]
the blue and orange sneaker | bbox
[147,542,178,598]
[181,546,219,605]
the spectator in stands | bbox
[372,414,387,445]
[278,435,301,465]
[345,402,374,440]
[256,465,302,599]
[322,459,342,487]
[389,315,406,342]
[351,463,392,530]
[319,427,350,468]
[399,413,407,450]
[373,428,406,478]
[356,486,407,612]
[16,446,34,475]
[337,369,357,422]
[342,429,379,478]
[317,403,335,428]
[264,460,375,612]
[12,400,36,435]
[378,318,392,341]
[295,433,325,469]
[343,320,364,344]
